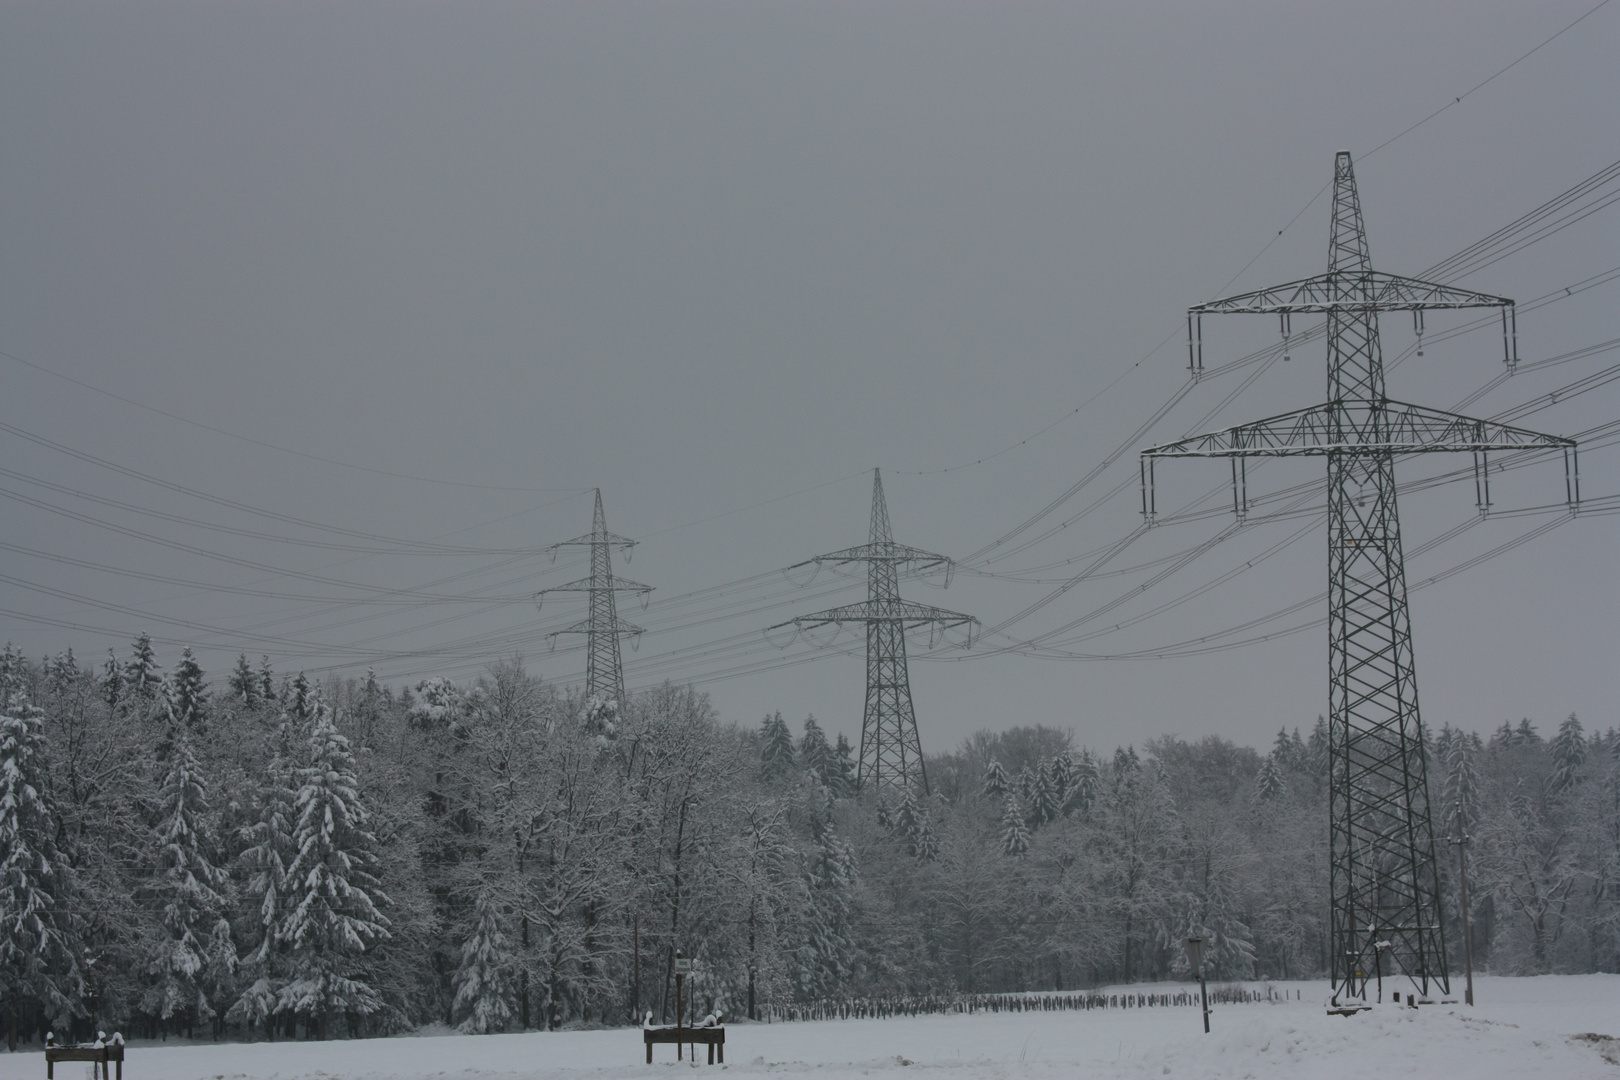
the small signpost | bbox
[1183,936,1210,1034]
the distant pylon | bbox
[770,469,976,795]
[537,489,652,709]
[1141,152,1577,1009]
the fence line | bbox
[757,984,1301,1023]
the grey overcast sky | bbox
[2,1,1616,756]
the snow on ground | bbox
[4,975,1616,1080]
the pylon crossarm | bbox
[803,542,952,568]
[537,576,654,595]
[547,617,645,639]
[786,599,976,628]
[547,531,638,552]
[1142,400,1573,458]
[1192,272,1512,315]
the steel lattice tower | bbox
[1141,153,1578,1008]
[772,469,976,795]
[537,489,652,709]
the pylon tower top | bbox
[537,489,652,710]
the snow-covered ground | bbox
[5,975,1617,1080]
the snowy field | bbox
[4,976,1617,1080]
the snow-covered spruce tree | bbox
[0,690,79,1050]
[799,715,833,785]
[1063,749,1100,817]
[800,818,857,997]
[0,644,27,699]
[1550,714,1588,795]
[140,730,232,1035]
[228,655,258,708]
[1252,752,1287,804]
[1000,795,1030,858]
[256,657,277,706]
[99,650,123,712]
[123,634,162,703]
[1441,727,1483,829]
[1028,760,1060,826]
[828,733,856,798]
[161,649,210,755]
[228,703,305,1035]
[760,711,796,780]
[981,757,1011,802]
[277,701,390,1039]
[452,887,513,1034]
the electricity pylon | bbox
[770,469,976,795]
[1140,152,1578,1009]
[537,489,652,710]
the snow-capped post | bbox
[1183,937,1209,1033]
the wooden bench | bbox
[45,1034,124,1080]
[642,1012,724,1064]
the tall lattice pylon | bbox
[1141,152,1578,1008]
[769,469,976,795]
[537,489,652,710]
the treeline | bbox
[0,638,1614,1047]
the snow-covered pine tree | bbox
[0,690,78,1050]
[760,712,796,780]
[829,734,856,798]
[257,657,277,706]
[1062,749,1100,817]
[894,786,922,851]
[1048,751,1076,809]
[800,819,857,997]
[1000,795,1030,858]
[0,644,25,699]
[981,757,1011,801]
[799,715,833,784]
[45,650,77,692]
[1252,752,1287,804]
[277,701,390,1038]
[452,887,513,1034]
[166,648,210,735]
[912,809,940,863]
[1515,718,1540,746]
[229,706,304,1033]
[99,650,123,712]
[140,730,232,1033]
[228,655,258,708]
[1028,760,1060,826]
[286,673,317,727]
[123,634,162,702]
[1550,714,1588,795]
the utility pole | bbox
[537,489,652,714]
[770,469,976,795]
[1142,152,1577,1010]
[1451,801,1476,1006]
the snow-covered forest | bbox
[0,638,1614,1047]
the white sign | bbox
[674,957,693,975]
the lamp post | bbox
[1183,937,1210,1033]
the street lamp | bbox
[1183,936,1210,1033]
